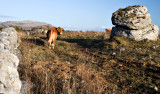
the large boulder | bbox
[111,5,159,41]
[111,24,159,41]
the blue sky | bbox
[0,0,160,31]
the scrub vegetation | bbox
[18,30,160,94]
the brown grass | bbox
[18,30,160,94]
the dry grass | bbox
[76,63,108,94]
[18,30,160,94]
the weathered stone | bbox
[0,43,4,50]
[37,29,45,33]
[111,5,159,41]
[0,50,21,94]
[43,30,48,34]
[0,27,19,54]
[112,5,151,29]
[0,27,22,94]
[112,52,116,56]
[0,37,11,49]
[20,81,29,94]
[111,24,159,41]
[2,27,18,48]
[119,47,125,51]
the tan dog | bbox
[47,27,63,49]
[105,29,112,33]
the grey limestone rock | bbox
[112,5,151,30]
[111,24,159,41]
[0,27,19,53]
[111,5,159,41]
[0,27,22,94]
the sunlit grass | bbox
[18,30,160,94]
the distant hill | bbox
[0,21,52,30]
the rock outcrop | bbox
[111,5,159,41]
[0,27,22,94]
[0,21,52,31]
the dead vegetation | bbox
[18,30,160,94]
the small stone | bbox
[20,81,28,94]
[112,52,116,56]
[151,46,156,49]
[26,32,30,36]
[154,86,158,92]
[151,45,159,49]
[120,47,125,51]
[43,30,48,34]
[66,61,71,65]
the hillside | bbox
[18,30,160,94]
[0,21,52,31]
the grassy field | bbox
[18,30,160,94]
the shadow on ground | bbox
[61,38,105,48]
[22,38,45,46]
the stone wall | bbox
[0,27,22,94]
